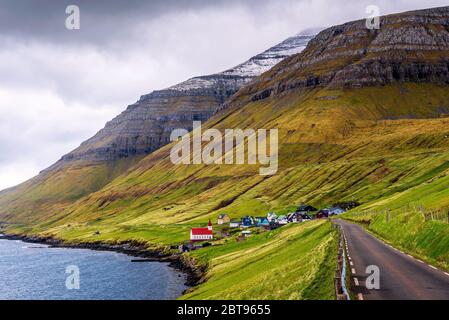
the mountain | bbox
[57,33,314,164]
[0,33,315,223]
[12,5,449,241]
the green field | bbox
[182,220,337,300]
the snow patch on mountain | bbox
[168,33,316,92]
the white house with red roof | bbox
[190,220,213,242]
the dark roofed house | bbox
[287,212,301,223]
[241,216,254,228]
[296,205,317,213]
[316,209,329,219]
[329,207,345,215]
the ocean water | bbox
[0,237,187,300]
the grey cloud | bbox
[0,0,264,46]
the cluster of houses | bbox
[188,204,347,243]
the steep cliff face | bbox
[58,33,314,164]
[235,6,449,104]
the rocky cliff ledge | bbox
[239,6,449,102]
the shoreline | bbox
[0,231,206,296]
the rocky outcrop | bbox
[53,33,315,165]
[243,6,449,102]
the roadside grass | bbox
[342,209,449,271]
[181,220,337,300]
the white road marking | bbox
[351,268,356,274]
[444,272,449,277]
[354,278,359,286]
[358,293,364,300]
[430,265,437,270]
[350,261,354,266]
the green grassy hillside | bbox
[6,83,449,246]
[0,156,143,224]
[182,220,337,300]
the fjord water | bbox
[0,237,187,300]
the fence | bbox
[334,224,350,300]
[349,204,449,224]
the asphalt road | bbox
[335,219,449,300]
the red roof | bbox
[191,228,213,235]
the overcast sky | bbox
[0,0,448,190]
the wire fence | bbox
[349,204,449,224]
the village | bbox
[182,203,355,252]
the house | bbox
[190,220,213,242]
[229,220,240,228]
[255,217,270,227]
[267,212,278,222]
[296,205,318,213]
[242,230,251,238]
[332,201,360,211]
[287,212,299,223]
[287,212,300,223]
[328,207,345,215]
[277,215,288,225]
[316,209,329,219]
[217,214,230,225]
[268,220,279,230]
[300,212,312,220]
[241,216,255,228]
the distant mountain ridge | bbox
[56,33,315,165]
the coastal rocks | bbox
[0,232,204,288]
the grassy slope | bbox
[0,156,144,224]
[1,88,449,301]
[8,83,449,243]
[182,220,337,300]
